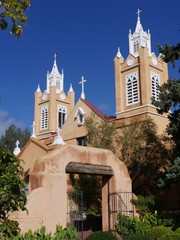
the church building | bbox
[30,9,168,147]
[11,10,170,234]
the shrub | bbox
[124,233,152,240]
[5,225,78,240]
[146,226,173,239]
[175,228,180,234]
[115,212,158,237]
[86,231,117,240]
[158,233,180,240]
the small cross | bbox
[54,52,57,62]
[136,8,142,19]
[79,76,87,100]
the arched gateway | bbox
[11,144,132,233]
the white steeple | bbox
[129,9,151,57]
[46,53,64,93]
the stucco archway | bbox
[11,144,132,233]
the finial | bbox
[36,84,41,93]
[13,140,21,156]
[30,121,37,138]
[136,8,142,19]
[79,76,87,100]
[51,127,66,146]
[68,83,74,92]
[116,47,122,58]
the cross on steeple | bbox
[54,52,57,62]
[136,8,142,19]
[79,76,86,100]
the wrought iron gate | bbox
[67,191,85,239]
[108,191,135,231]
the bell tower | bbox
[114,10,168,132]
[33,54,75,143]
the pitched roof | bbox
[81,98,115,120]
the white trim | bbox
[57,105,67,128]
[75,107,85,126]
[125,71,139,106]
[150,71,160,101]
[116,110,167,119]
[116,104,158,115]
[40,105,48,130]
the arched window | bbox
[58,105,67,128]
[41,105,48,130]
[126,72,139,105]
[151,72,160,101]
[134,41,139,53]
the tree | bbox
[0,124,31,152]
[120,118,171,194]
[152,42,180,187]
[84,114,120,155]
[0,146,27,238]
[69,174,102,213]
[0,0,30,36]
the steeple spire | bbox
[135,9,143,33]
[129,9,151,57]
[46,54,64,93]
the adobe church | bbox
[11,10,169,233]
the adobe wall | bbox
[11,144,132,233]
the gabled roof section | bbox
[81,98,115,120]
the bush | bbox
[3,225,78,240]
[158,233,180,240]
[124,233,152,240]
[115,212,158,237]
[86,231,117,240]
[146,226,173,239]
[175,228,180,234]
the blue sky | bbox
[0,0,179,136]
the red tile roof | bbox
[81,98,115,120]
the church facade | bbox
[30,10,168,148]
[11,11,171,233]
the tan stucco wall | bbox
[11,144,132,233]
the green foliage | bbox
[120,118,171,194]
[158,233,180,240]
[3,225,78,239]
[124,234,152,240]
[146,226,173,239]
[84,114,120,155]
[0,146,27,238]
[53,224,78,239]
[0,124,31,152]
[175,228,180,234]
[153,41,180,188]
[116,212,158,237]
[69,174,101,212]
[86,231,117,240]
[158,43,180,68]
[131,195,155,217]
[0,0,30,36]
